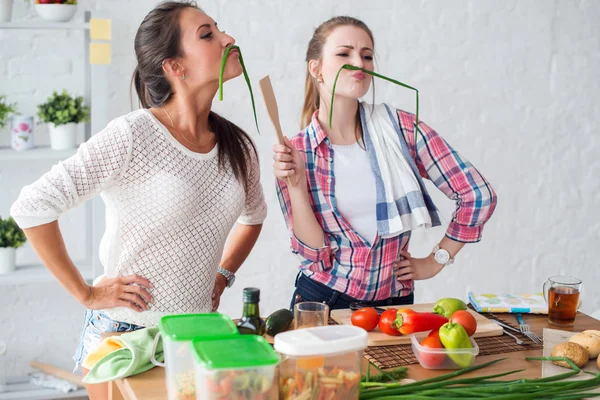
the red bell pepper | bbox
[392,308,448,334]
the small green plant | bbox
[0,217,27,249]
[37,90,90,126]
[0,96,18,130]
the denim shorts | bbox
[290,272,414,311]
[72,309,144,372]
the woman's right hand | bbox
[273,137,306,187]
[81,274,153,312]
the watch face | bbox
[228,275,236,288]
[435,249,450,265]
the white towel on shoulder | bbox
[361,102,436,238]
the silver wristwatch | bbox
[217,266,236,288]
[432,244,454,267]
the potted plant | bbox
[0,216,27,275]
[0,0,14,22]
[35,0,77,22]
[0,95,17,133]
[37,90,89,150]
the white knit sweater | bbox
[10,109,267,327]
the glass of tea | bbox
[294,302,329,330]
[543,276,582,326]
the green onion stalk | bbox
[358,357,600,399]
[218,45,260,134]
[329,64,419,144]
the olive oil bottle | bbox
[236,287,266,336]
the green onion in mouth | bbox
[219,45,260,134]
[329,64,419,144]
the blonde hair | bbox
[300,16,375,129]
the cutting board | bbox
[330,303,503,346]
[541,328,599,389]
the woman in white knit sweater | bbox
[10,2,266,397]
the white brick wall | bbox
[1,0,599,378]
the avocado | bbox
[265,309,293,336]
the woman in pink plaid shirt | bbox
[273,16,497,311]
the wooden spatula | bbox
[258,76,286,146]
[259,75,293,185]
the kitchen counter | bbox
[109,312,600,400]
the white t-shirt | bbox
[331,141,377,244]
[10,109,267,327]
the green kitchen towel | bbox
[83,327,163,384]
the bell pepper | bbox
[392,308,448,335]
[438,321,473,368]
[433,298,467,319]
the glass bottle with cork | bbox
[236,287,266,336]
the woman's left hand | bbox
[393,250,444,281]
[212,274,227,311]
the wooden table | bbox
[110,312,600,400]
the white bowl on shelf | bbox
[35,4,77,22]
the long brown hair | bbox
[131,1,256,191]
[301,16,375,133]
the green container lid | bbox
[159,313,238,341]
[193,335,279,370]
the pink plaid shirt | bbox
[276,108,497,301]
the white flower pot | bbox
[11,115,35,151]
[0,0,13,22]
[49,122,77,150]
[0,247,16,275]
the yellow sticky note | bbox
[89,43,111,65]
[90,18,111,41]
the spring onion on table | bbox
[329,64,420,144]
[359,357,600,399]
[218,45,260,134]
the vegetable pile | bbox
[350,298,479,368]
[359,357,600,399]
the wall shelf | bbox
[0,263,94,286]
[0,21,89,30]
[0,146,77,161]
[1,11,108,286]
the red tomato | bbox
[419,336,446,367]
[427,329,440,339]
[450,310,477,336]
[378,308,401,336]
[351,307,379,331]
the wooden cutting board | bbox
[330,303,503,346]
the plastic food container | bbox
[410,332,479,369]
[151,313,239,400]
[273,325,368,400]
[193,335,280,400]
